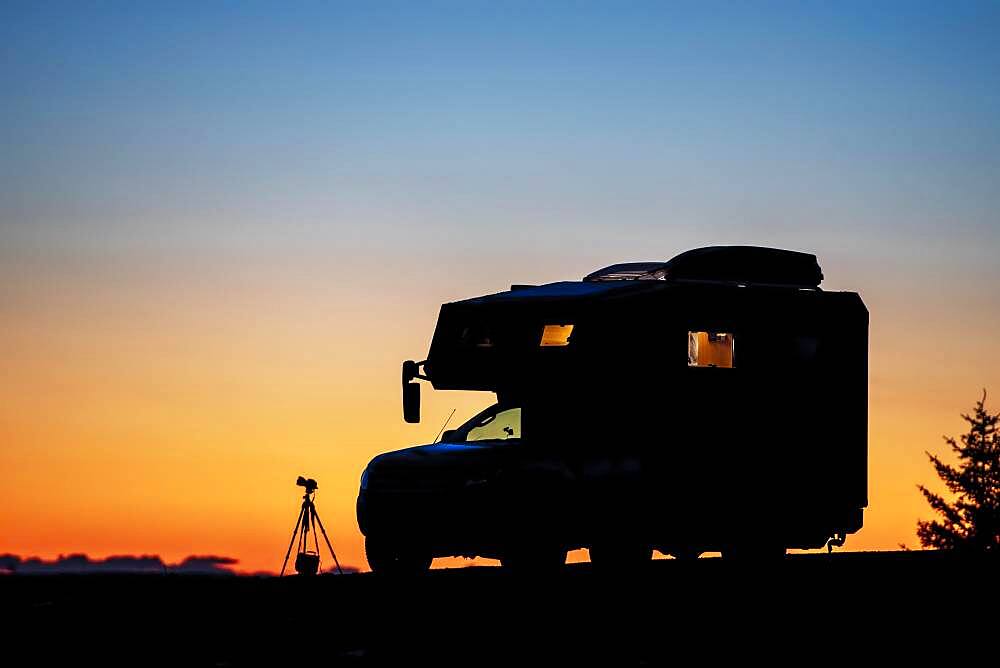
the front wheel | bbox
[365,536,433,575]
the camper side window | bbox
[688,331,735,368]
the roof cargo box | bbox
[584,245,823,288]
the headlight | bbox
[360,468,370,491]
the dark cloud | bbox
[325,564,361,575]
[0,553,361,575]
[171,555,239,574]
[0,553,239,575]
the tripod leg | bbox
[300,504,311,554]
[310,505,344,575]
[309,503,321,557]
[280,505,306,577]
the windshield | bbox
[453,405,521,442]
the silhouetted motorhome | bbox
[357,246,868,572]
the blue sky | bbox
[4,1,999,264]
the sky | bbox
[2,1,999,573]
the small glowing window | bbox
[540,324,574,347]
[688,331,735,368]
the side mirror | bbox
[440,429,459,443]
[403,381,421,423]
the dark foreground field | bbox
[4,551,998,666]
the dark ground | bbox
[3,551,997,666]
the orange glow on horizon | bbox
[1,255,997,573]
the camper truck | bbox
[357,246,868,573]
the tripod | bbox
[280,476,343,576]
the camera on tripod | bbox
[280,475,343,576]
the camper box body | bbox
[422,252,867,553]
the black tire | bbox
[669,548,703,561]
[365,536,433,575]
[588,542,653,571]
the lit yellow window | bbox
[688,331,735,367]
[540,324,574,347]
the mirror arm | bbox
[402,359,430,384]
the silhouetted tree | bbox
[917,390,1000,551]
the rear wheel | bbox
[669,548,703,561]
[365,536,433,575]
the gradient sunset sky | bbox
[3,1,999,573]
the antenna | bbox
[433,408,457,443]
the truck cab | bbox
[357,246,868,573]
